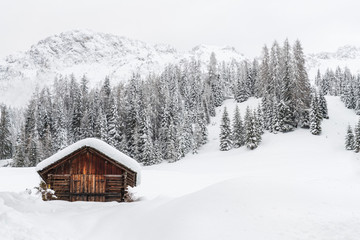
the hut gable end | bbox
[36,138,141,202]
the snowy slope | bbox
[306,45,360,79]
[0,159,12,168]
[1,96,360,240]
[0,30,245,107]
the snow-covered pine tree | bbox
[244,107,260,150]
[299,109,310,129]
[320,69,331,95]
[98,109,108,141]
[207,52,224,107]
[197,102,209,145]
[270,41,281,100]
[318,91,329,119]
[232,105,245,148]
[0,105,13,159]
[106,95,122,149]
[354,121,360,153]
[100,76,112,112]
[259,45,270,97]
[256,105,264,135]
[13,128,26,167]
[219,107,232,151]
[69,78,82,143]
[252,60,261,98]
[235,63,250,103]
[278,39,296,132]
[138,112,155,166]
[310,93,321,135]
[246,110,257,149]
[244,62,254,97]
[23,95,40,166]
[315,69,322,87]
[292,40,311,125]
[253,109,262,143]
[53,101,68,151]
[124,74,140,158]
[80,74,89,111]
[261,97,270,131]
[345,125,355,150]
[271,96,280,133]
[181,111,193,156]
[80,110,92,139]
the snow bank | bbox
[35,138,141,185]
[0,159,12,167]
[2,97,360,240]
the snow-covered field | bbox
[1,96,360,240]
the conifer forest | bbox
[0,39,336,167]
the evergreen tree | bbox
[278,39,295,132]
[269,41,281,100]
[219,107,232,151]
[70,79,82,143]
[345,125,355,150]
[271,96,280,133]
[244,107,260,150]
[354,121,360,153]
[318,91,329,119]
[0,106,12,159]
[207,52,224,107]
[106,95,121,149]
[256,105,264,135]
[259,45,271,97]
[293,40,311,121]
[13,129,26,167]
[310,93,321,135]
[235,63,250,103]
[232,105,245,148]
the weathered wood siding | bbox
[41,147,137,202]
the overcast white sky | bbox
[1,0,360,58]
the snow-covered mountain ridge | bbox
[306,45,360,78]
[1,29,360,106]
[0,30,245,106]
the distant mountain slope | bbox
[306,45,360,79]
[2,29,359,107]
[0,30,245,107]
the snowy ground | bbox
[0,159,12,168]
[1,96,360,240]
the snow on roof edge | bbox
[36,138,141,185]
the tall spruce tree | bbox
[345,125,355,150]
[259,45,271,97]
[232,105,245,148]
[354,120,360,153]
[0,106,12,159]
[293,40,311,123]
[220,107,232,151]
[208,52,224,107]
[318,91,329,119]
[245,107,260,150]
[278,39,295,132]
[310,93,321,135]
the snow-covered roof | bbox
[36,138,141,185]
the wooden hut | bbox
[36,138,141,202]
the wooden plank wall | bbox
[49,173,127,202]
[44,148,136,202]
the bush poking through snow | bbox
[34,181,57,201]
